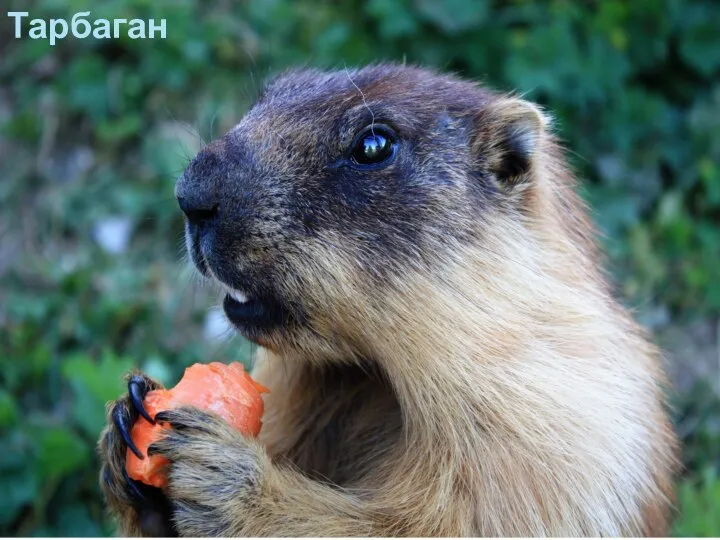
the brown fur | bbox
[99,64,678,536]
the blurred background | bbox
[0,0,718,536]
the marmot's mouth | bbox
[220,285,289,344]
[185,225,294,344]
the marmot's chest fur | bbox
[264,363,402,487]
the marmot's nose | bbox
[177,196,219,225]
[176,145,226,227]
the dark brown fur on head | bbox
[177,64,546,356]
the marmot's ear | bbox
[472,97,550,185]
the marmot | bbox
[99,64,678,536]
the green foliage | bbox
[674,469,720,537]
[62,352,134,436]
[0,0,718,535]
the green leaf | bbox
[699,157,720,207]
[673,468,720,536]
[678,5,720,76]
[55,503,102,537]
[36,428,89,481]
[414,0,489,34]
[0,468,37,529]
[96,115,144,144]
[366,0,418,38]
[0,391,19,429]
[59,55,110,120]
[61,351,133,437]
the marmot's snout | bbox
[176,140,257,246]
[176,139,297,345]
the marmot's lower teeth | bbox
[226,289,249,304]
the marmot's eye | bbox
[350,126,396,166]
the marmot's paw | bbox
[148,407,265,537]
[99,372,176,537]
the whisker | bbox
[344,64,375,137]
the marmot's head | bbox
[176,64,554,358]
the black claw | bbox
[112,404,144,459]
[123,468,147,502]
[129,376,155,425]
